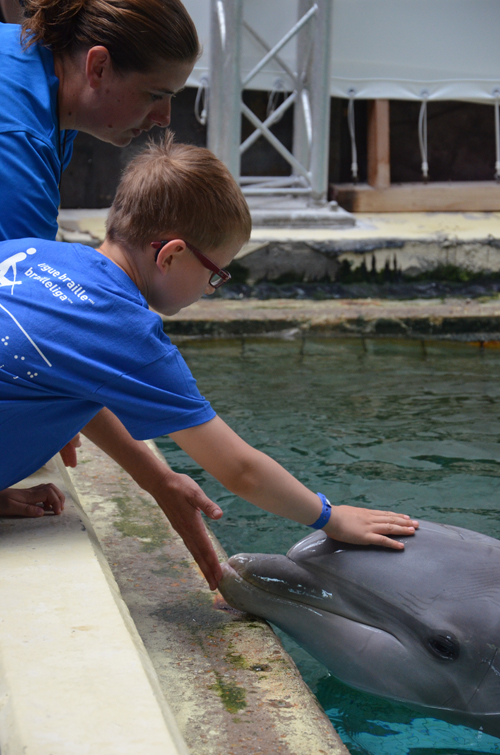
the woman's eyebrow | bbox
[150,86,186,96]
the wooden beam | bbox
[330,181,500,213]
[367,100,391,189]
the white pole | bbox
[309,0,332,203]
[207,0,243,181]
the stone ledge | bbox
[69,437,348,755]
[0,456,188,755]
[161,296,500,341]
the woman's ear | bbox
[85,46,112,89]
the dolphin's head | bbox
[219,521,500,732]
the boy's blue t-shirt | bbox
[0,24,77,241]
[0,239,216,488]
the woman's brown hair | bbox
[21,0,199,71]
[107,132,252,252]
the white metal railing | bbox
[206,0,333,204]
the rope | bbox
[418,91,429,182]
[347,89,358,182]
[494,89,500,182]
[267,79,287,121]
[194,77,209,126]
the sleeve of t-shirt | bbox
[92,349,217,440]
[0,130,61,241]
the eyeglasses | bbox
[151,239,231,289]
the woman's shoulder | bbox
[0,24,57,138]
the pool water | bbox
[156,337,500,754]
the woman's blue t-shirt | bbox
[0,24,77,241]
[0,239,216,488]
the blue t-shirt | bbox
[0,239,216,488]
[0,25,77,241]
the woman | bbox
[0,0,224,590]
[0,0,23,23]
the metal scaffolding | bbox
[206,0,353,226]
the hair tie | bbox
[308,493,332,529]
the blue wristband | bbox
[308,493,332,529]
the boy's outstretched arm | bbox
[82,408,223,590]
[170,416,419,549]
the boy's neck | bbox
[96,239,145,293]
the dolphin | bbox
[219,521,500,737]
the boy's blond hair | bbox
[107,133,252,252]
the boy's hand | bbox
[150,470,223,590]
[325,505,419,550]
[0,484,65,517]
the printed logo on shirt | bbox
[0,247,37,294]
[0,247,52,373]
[0,243,96,382]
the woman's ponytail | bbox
[21,0,199,70]
[22,0,86,52]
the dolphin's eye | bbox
[427,632,460,661]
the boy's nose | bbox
[205,284,216,296]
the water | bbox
[156,337,500,754]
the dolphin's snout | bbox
[227,553,252,572]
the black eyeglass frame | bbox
[151,239,231,289]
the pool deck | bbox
[1,443,347,755]
[58,209,500,281]
[58,210,500,344]
[0,456,189,755]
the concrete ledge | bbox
[161,296,500,341]
[1,457,189,755]
[58,210,500,281]
[69,438,348,755]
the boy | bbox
[0,135,418,588]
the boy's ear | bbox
[155,239,187,275]
[86,46,113,89]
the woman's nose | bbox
[150,99,172,128]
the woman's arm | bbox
[170,416,418,549]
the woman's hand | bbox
[59,434,82,467]
[0,484,65,517]
[326,505,419,549]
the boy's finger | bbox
[374,523,416,536]
[371,513,419,526]
[368,534,405,550]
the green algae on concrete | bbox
[69,437,349,755]
[112,493,172,552]
[211,671,247,714]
